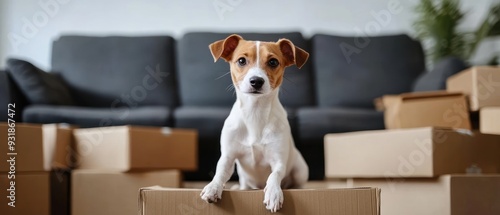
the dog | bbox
[200,34,310,213]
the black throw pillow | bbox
[6,58,75,105]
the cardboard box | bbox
[376,91,471,129]
[351,175,500,215]
[324,127,500,178]
[447,66,500,111]
[480,107,500,135]
[0,171,70,215]
[73,126,197,171]
[72,169,181,215]
[0,123,74,172]
[138,187,380,215]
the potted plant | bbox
[414,0,500,65]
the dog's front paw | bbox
[200,182,223,203]
[263,185,284,213]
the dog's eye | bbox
[268,58,279,68]
[237,57,247,66]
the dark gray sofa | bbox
[0,32,468,180]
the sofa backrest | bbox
[176,32,315,108]
[0,69,27,122]
[51,36,178,108]
[312,34,425,108]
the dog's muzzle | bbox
[249,76,265,92]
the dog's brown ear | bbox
[209,34,243,62]
[277,39,309,69]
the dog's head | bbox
[209,34,309,96]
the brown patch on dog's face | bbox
[228,41,290,89]
[257,42,287,89]
[227,40,257,88]
[209,34,309,93]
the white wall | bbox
[1,0,498,70]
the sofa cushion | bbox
[23,105,171,128]
[174,107,231,138]
[297,107,384,140]
[51,36,178,108]
[6,58,75,106]
[312,34,425,108]
[176,32,314,108]
[174,106,298,139]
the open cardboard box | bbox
[138,186,380,215]
[375,91,471,129]
[325,127,500,178]
[73,125,197,171]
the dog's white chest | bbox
[236,143,273,187]
[242,144,267,166]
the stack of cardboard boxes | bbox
[447,66,500,135]
[71,125,197,215]
[325,66,500,215]
[0,123,73,215]
[1,123,198,215]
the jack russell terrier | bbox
[200,34,310,213]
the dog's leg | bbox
[263,161,286,213]
[238,174,251,190]
[200,155,235,203]
[236,163,251,190]
[290,151,309,188]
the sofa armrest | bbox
[0,69,28,122]
[412,56,469,92]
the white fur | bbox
[201,41,309,213]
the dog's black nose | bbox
[249,76,264,90]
